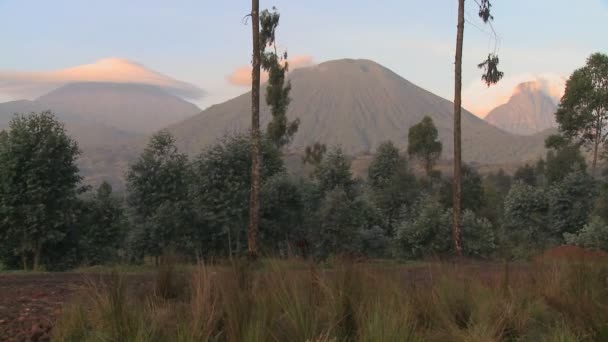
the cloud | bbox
[0,58,204,100]
[462,73,566,117]
[227,54,315,86]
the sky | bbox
[0,0,607,117]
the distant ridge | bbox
[485,81,558,135]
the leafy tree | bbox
[440,165,484,213]
[192,134,284,257]
[544,135,587,185]
[501,182,550,258]
[547,166,597,237]
[481,169,512,224]
[395,196,495,259]
[555,53,608,176]
[368,141,418,235]
[513,164,537,186]
[0,111,82,270]
[314,189,363,259]
[395,196,451,259]
[452,0,503,256]
[564,216,608,251]
[261,9,299,148]
[302,142,327,167]
[407,116,442,176]
[259,173,307,254]
[79,182,126,265]
[315,146,355,197]
[126,131,191,262]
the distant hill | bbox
[34,82,201,134]
[169,59,547,164]
[485,81,558,135]
[0,82,202,188]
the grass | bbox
[52,259,608,342]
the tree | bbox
[0,111,82,270]
[544,134,587,185]
[314,146,355,197]
[452,0,503,256]
[248,0,262,259]
[440,164,484,213]
[261,8,299,148]
[192,134,284,257]
[368,141,418,234]
[259,173,307,254]
[501,182,550,258]
[407,116,442,176]
[79,182,125,265]
[555,53,608,176]
[126,131,191,262]
[513,164,537,186]
[564,216,608,251]
[547,166,597,237]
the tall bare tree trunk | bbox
[452,0,465,257]
[248,0,261,260]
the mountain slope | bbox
[484,81,558,135]
[169,59,547,164]
[35,82,201,134]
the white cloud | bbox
[227,54,316,86]
[0,58,204,100]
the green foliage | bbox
[192,134,284,257]
[259,173,309,254]
[481,169,512,224]
[514,164,537,186]
[260,7,299,148]
[501,182,550,258]
[78,182,126,265]
[395,196,495,259]
[564,216,608,251]
[407,116,442,176]
[547,166,597,236]
[395,196,451,259]
[368,141,418,235]
[478,54,504,86]
[544,135,587,185]
[556,53,608,172]
[0,111,82,270]
[314,146,355,196]
[126,131,192,260]
[440,164,484,213]
[314,189,363,259]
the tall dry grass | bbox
[52,259,608,342]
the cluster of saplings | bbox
[1,110,606,271]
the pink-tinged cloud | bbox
[227,55,315,86]
[462,73,566,118]
[0,58,204,100]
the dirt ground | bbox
[0,273,89,341]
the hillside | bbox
[169,59,547,164]
[34,82,201,134]
[485,81,558,135]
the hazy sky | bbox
[0,0,607,116]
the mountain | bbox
[0,82,203,188]
[484,81,558,135]
[34,82,201,134]
[169,59,547,164]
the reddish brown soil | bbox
[534,245,608,263]
[0,273,87,342]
